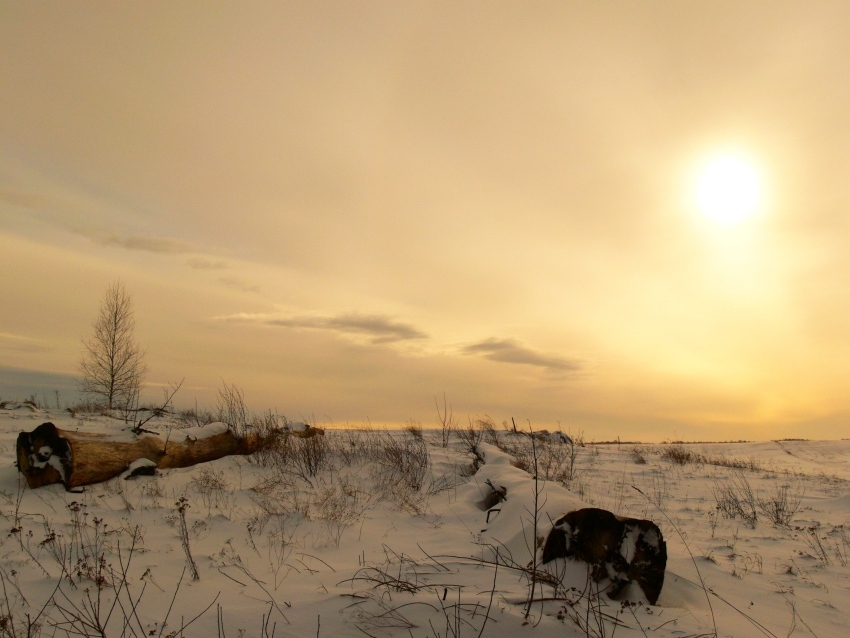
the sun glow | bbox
[695,153,762,224]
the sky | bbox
[2,1,850,441]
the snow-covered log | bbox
[286,421,325,437]
[16,421,258,490]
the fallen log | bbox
[17,421,258,490]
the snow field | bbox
[1,405,849,637]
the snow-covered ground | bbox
[1,403,849,637]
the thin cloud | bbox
[221,311,428,344]
[76,228,195,254]
[100,233,194,254]
[0,190,42,209]
[0,332,52,353]
[462,338,580,372]
[218,277,261,293]
[188,257,228,270]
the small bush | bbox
[494,434,532,473]
[217,382,250,437]
[65,398,110,417]
[630,447,647,464]
[537,439,571,483]
[190,468,232,513]
[434,394,456,447]
[403,421,423,440]
[476,416,499,445]
[313,476,373,546]
[248,410,282,466]
[758,483,803,527]
[333,426,375,466]
[659,446,758,471]
[177,406,216,427]
[372,432,431,493]
[456,420,484,457]
[712,471,758,527]
[290,434,331,485]
[661,444,695,465]
[705,454,762,472]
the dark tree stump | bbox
[541,507,667,604]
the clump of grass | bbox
[190,467,233,514]
[491,427,583,487]
[207,382,283,463]
[372,431,431,493]
[661,444,696,465]
[476,416,499,445]
[217,382,250,437]
[403,421,423,440]
[801,524,831,565]
[630,447,647,465]
[494,434,532,472]
[333,426,376,466]
[177,403,216,427]
[456,418,484,458]
[704,454,762,472]
[290,434,331,485]
[757,483,803,527]
[313,476,373,546]
[712,471,758,528]
[660,444,762,471]
[65,398,110,418]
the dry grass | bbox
[712,471,759,527]
[660,444,762,471]
[661,444,695,465]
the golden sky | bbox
[2,2,850,440]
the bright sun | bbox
[695,154,762,224]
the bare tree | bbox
[80,281,147,409]
[435,393,456,448]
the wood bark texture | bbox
[17,422,255,489]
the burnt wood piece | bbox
[541,507,667,604]
[478,479,507,511]
[17,422,261,490]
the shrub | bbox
[177,405,216,427]
[494,434,532,473]
[712,471,758,527]
[403,421,423,440]
[372,432,431,493]
[456,419,484,457]
[434,394,456,447]
[537,439,571,483]
[757,483,803,527]
[65,398,110,417]
[333,426,375,466]
[217,382,249,437]
[248,410,283,466]
[190,468,232,514]
[290,434,331,485]
[704,454,762,472]
[476,416,499,445]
